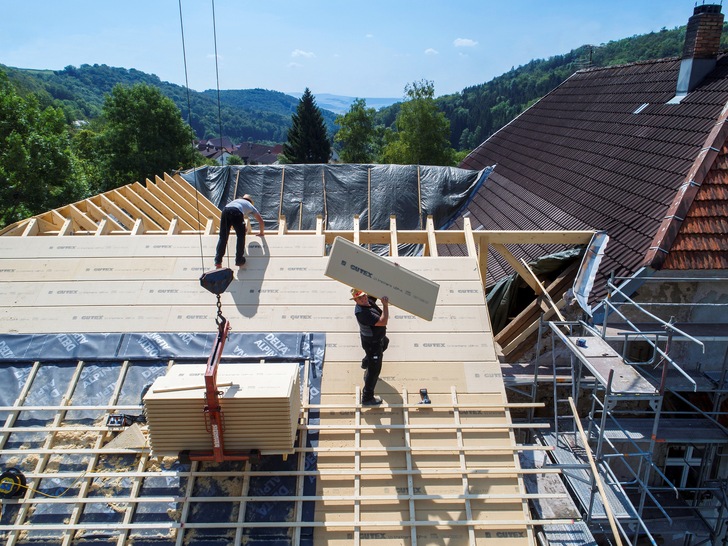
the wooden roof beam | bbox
[463,217,477,257]
[94,219,112,236]
[92,194,134,231]
[426,216,438,257]
[58,218,72,236]
[117,185,168,230]
[108,189,155,230]
[477,233,489,286]
[204,218,215,236]
[82,199,125,232]
[389,215,399,257]
[18,219,38,237]
[492,243,541,294]
[477,230,594,245]
[148,176,198,230]
[65,204,99,233]
[167,173,220,228]
[131,217,146,235]
[167,218,180,235]
[0,220,27,236]
[127,182,175,229]
[520,258,565,321]
[43,209,71,231]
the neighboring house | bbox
[199,136,234,152]
[451,6,728,543]
[454,5,728,301]
[233,142,283,165]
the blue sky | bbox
[2,1,699,99]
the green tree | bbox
[282,88,331,164]
[334,98,380,163]
[99,83,196,190]
[0,72,86,227]
[71,126,105,196]
[380,80,455,166]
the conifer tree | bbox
[282,88,331,163]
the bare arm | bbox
[375,296,389,327]
[254,212,265,236]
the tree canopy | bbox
[282,88,332,164]
[334,98,380,163]
[99,83,197,190]
[381,80,455,166]
[0,72,86,227]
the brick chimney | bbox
[676,4,724,95]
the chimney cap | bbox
[693,4,722,16]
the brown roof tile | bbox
[455,55,728,296]
[663,147,728,269]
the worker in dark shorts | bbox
[351,288,390,406]
[214,194,264,269]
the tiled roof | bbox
[662,143,728,269]
[454,55,728,293]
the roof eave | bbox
[645,98,728,270]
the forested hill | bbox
[382,23,728,150]
[5,21,728,150]
[1,63,337,143]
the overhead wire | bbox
[178,0,206,271]
[210,0,232,268]
[211,0,225,153]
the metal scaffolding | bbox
[527,275,728,546]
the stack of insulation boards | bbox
[144,362,301,456]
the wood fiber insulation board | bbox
[0,234,325,259]
[144,362,301,456]
[0,278,484,307]
[323,332,497,363]
[325,236,440,321]
[320,362,506,398]
[0,254,478,283]
[0,306,495,335]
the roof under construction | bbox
[0,173,594,545]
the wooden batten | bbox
[426,215,438,257]
[389,215,398,257]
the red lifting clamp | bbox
[183,316,260,464]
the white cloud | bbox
[291,49,315,58]
[453,38,478,47]
[365,33,374,39]
[288,62,303,69]
[424,48,439,56]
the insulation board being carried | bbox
[144,362,301,456]
[324,236,440,320]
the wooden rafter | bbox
[426,215,438,257]
[92,194,134,231]
[389,215,399,257]
[492,243,541,294]
[147,177,197,230]
[125,183,171,229]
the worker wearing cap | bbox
[351,288,390,406]
[214,194,265,269]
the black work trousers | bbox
[361,335,389,401]
[215,208,247,266]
